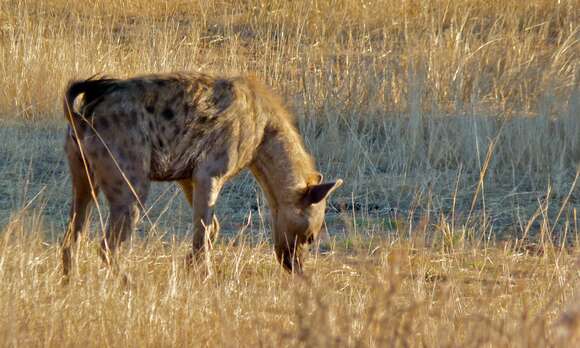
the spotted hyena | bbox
[61,72,342,276]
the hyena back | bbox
[62,72,342,276]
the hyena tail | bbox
[63,76,120,133]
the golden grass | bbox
[1,0,577,119]
[0,210,578,347]
[0,0,579,346]
[1,0,578,191]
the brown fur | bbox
[61,72,342,276]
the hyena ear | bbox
[307,172,324,185]
[302,179,343,205]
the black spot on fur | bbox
[168,90,184,104]
[156,136,165,148]
[97,117,110,130]
[128,111,138,124]
[154,79,167,88]
[111,185,123,197]
[212,79,235,111]
[134,80,146,94]
[77,121,88,133]
[148,119,154,130]
[128,174,138,184]
[183,102,191,116]
[118,150,127,162]
[110,113,120,125]
[87,148,99,158]
[162,108,174,120]
[191,127,206,139]
[146,93,158,114]
[216,150,228,160]
[198,114,208,124]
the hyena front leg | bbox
[190,176,223,260]
[62,135,99,278]
[179,179,220,247]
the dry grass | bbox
[1,0,578,118]
[0,0,579,346]
[0,209,579,347]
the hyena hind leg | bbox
[62,136,99,278]
[98,203,142,268]
[96,161,150,271]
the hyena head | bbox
[273,176,343,273]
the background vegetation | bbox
[0,0,578,346]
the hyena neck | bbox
[250,123,317,209]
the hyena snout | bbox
[275,243,305,274]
